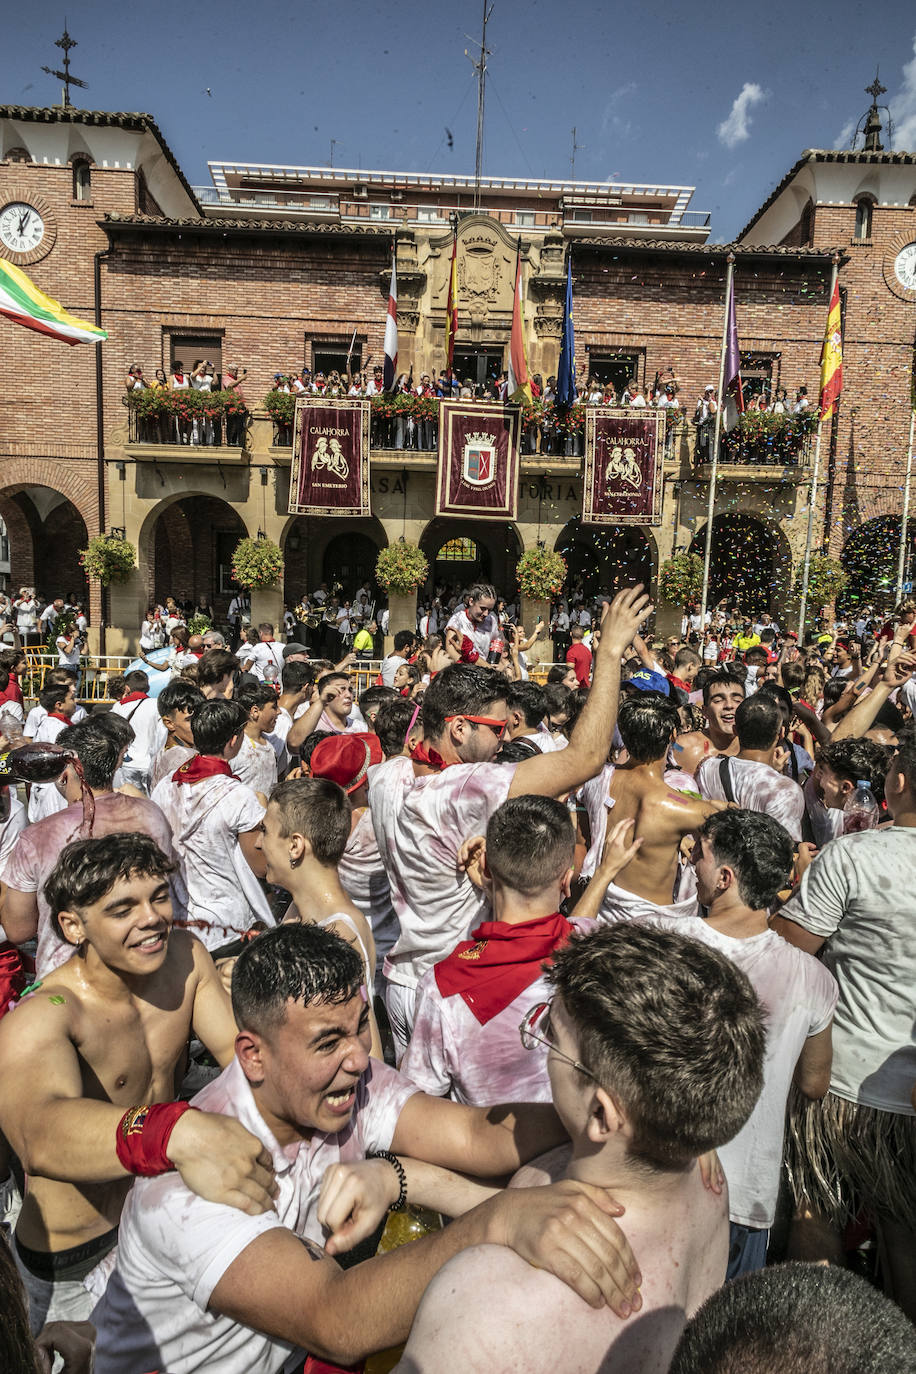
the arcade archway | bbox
[142,495,247,615]
[554,517,653,600]
[688,513,786,614]
[0,486,89,604]
[838,516,916,616]
[281,515,387,603]
[420,517,522,596]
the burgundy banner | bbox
[435,401,521,521]
[582,407,664,525]
[290,399,370,517]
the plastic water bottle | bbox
[843,779,879,834]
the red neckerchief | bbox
[667,675,691,693]
[173,755,233,785]
[173,372,184,383]
[48,711,73,725]
[409,740,452,772]
[434,913,573,1025]
[120,691,148,705]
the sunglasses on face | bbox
[445,713,507,737]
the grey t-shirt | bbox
[780,827,916,1114]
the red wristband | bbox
[115,1102,197,1177]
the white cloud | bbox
[834,117,856,149]
[601,83,637,138]
[890,35,916,149]
[717,83,766,148]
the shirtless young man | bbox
[577,694,725,921]
[0,834,278,1332]
[397,922,766,1374]
[672,671,745,780]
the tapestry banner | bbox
[290,398,371,517]
[435,401,521,521]
[582,407,664,526]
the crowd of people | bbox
[0,574,914,1373]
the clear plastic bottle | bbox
[842,779,879,834]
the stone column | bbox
[385,590,417,650]
[519,597,552,663]
[251,585,285,634]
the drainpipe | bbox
[94,248,110,654]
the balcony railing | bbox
[124,392,249,447]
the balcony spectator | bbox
[223,365,247,446]
[366,365,385,396]
[602,382,618,405]
[531,372,543,400]
[326,370,346,398]
[289,370,307,395]
[657,382,680,411]
[311,371,328,394]
[694,384,718,463]
[125,365,147,394]
[585,376,603,404]
[347,372,364,397]
[627,382,647,408]
[793,385,809,414]
[170,361,189,389]
[772,387,789,414]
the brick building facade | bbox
[1,100,914,652]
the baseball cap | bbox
[309,733,383,793]
[282,642,310,660]
[624,669,670,696]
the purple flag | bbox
[723,276,744,432]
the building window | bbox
[516,211,535,227]
[570,209,592,222]
[628,212,649,225]
[740,352,777,405]
[416,206,441,223]
[167,335,223,379]
[586,350,644,398]
[437,538,479,562]
[309,195,333,210]
[799,201,814,245]
[310,339,363,376]
[853,196,874,240]
[72,159,92,201]
[369,204,391,220]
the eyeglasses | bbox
[445,713,507,737]
[518,1000,599,1084]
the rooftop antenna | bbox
[570,126,585,179]
[465,1,493,211]
[41,23,88,109]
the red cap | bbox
[309,733,383,793]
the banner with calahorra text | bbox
[290,398,371,517]
[435,400,521,521]
[582,407,663,526]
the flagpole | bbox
[699,253,735,630]
[797,257,839,638]
[895,406,916,604]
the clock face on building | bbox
[894,242,916,291]
[0,202,46,254]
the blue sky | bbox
[4,2,916,239]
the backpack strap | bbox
[718,755,736,804]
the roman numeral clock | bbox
[884,234,916,303]
[0,189,57,266]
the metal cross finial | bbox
[41,23,88,107]
[865,71,886,104]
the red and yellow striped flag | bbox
[507,243,531,405]
[819,278,843,420]
[445,226,458,369]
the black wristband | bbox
[370,1149,407,1211]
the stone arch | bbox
[0,484,90,608]
[419,516,522,596]
[138,492,252,614]
[554,516,658,600]
[688,512,792,614]
[838,515,916,616]
[280,513,388,603]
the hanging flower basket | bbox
[793,554,847,609]
[187,613,212,637]
[516,547,567,602]
[231,537,284,589]
[79,534,137,585]
[375,542,429,595]
[659,552,704,605]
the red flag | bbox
[819,278,843,421]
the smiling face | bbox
[467,595,495,626]
[705,684,744,736]
[57,870,174,974]
[243,991,372,1139]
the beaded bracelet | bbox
[370,1149,408,1211]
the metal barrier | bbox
[17,652,564,707]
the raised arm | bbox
[509,586,652,800]
[831,652,916,742]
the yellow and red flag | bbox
[507,242,531,405]
[445,225,458,369]
[819,278,843,420]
